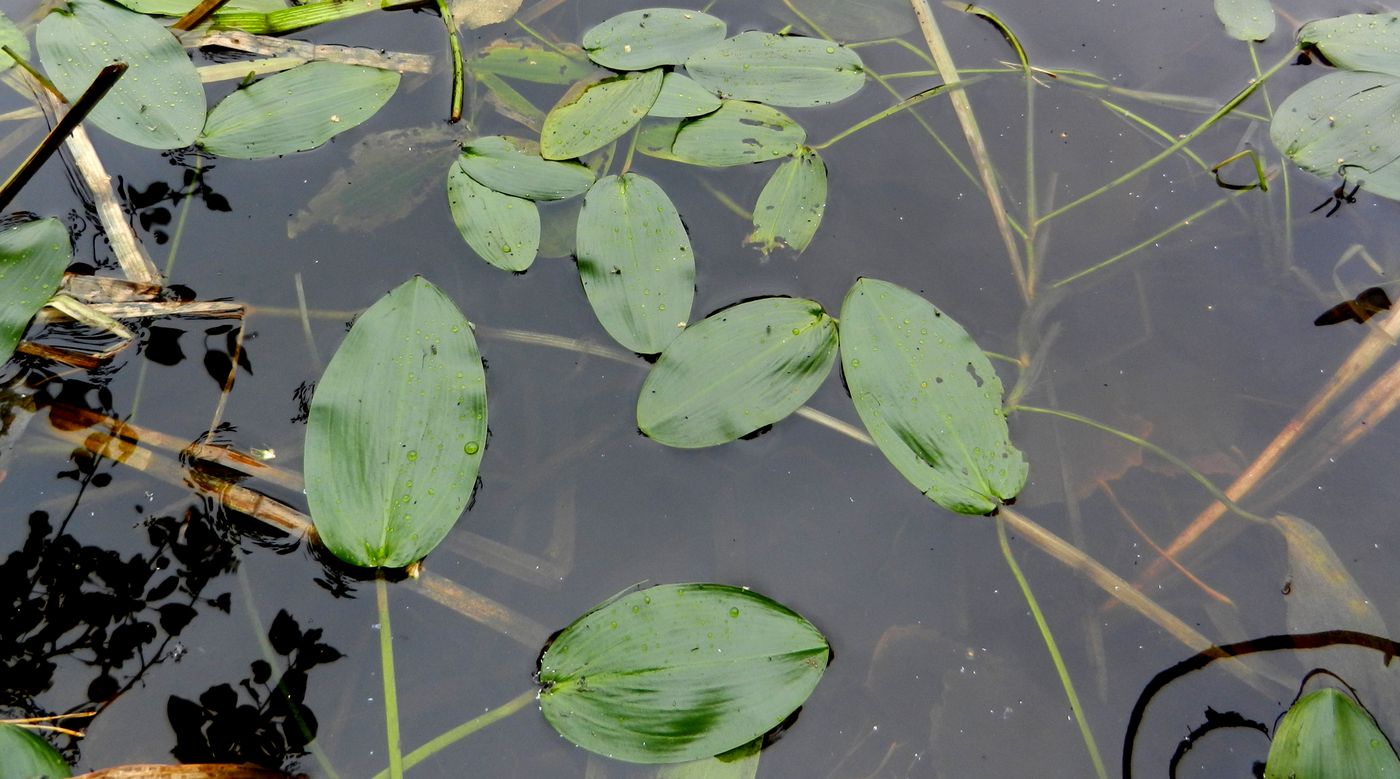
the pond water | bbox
[5,0,1400,776]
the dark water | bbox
[5,0,1400,776]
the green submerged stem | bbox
[996,516,1107,779]
[377,574,405,779]
[812,82,966,150]
[1035,48,1296,226]
[1011,405,1269,523]
[371,688,536,777]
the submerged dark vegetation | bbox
[2,0,1400,776]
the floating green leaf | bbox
[582,8,726,70]
[458,136,594,200]
[686,32,864,107]
[1213,0,1274,41]
[0,12,29,71]
[650,72,723,118]
[540,68,663,160]
[1265,688,1400,778]
[447,161,539,272]
[839,278,1027,515]
[468,40,595,85]
[0,724,70,779]
[670,101,806,167]
[198,61,399,159]
[0,219,71,366]
[538,583,829,764]
[638,297,837,447]
[305,277,486,569]
[1270,71,1400,200]
[1297,13,1400,75]
[37,0,205,149]
[747,150,827,254]
[1271,14,1400,200]
[576,173,694,354]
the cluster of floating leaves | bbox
[449,7,865,355]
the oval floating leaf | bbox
[1298,13,1400,76]
[686,32,864,107]
[305,277,486,568]
[638,297,837,447]
[576,173,694,354]
[582,8,726,70]
[1270,70,1400,201]
[469,40,595,85]
[670,101,806,167]
[37,0,205,149]
[458,136,595,200]
[839,278,1027,515]
[447,161,540,271]
[747,149,827,254]
[1213,0,1274,42]
[540,68,663,160]
[0,12,29,71]
[650,71,722,118]
[538,583,829,764]
[1265,688,1400,778]
[0,724,70,779]
[0,218,71,365]
[198,61,399,159]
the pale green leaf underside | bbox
[0,724,71,779]
[638,297,837,447]
[670,101,806,166]
[1270,70,1400,200]
[583,8,726,70]
[0,12,30,71]
[37,0,205,149]
[539,583,829,764]
[576,173,694,354]
[1298,13,1400,76]
[747,150,827,253]
[198,61,399,159]
[650,72,722,118]
[839,278,1027,515]
[686,32,864,107]
[0,219,71,366]
[459,135,594,200]
[447,161,540,271]
[1266,689,1400,778]
[1213,0,1274,41]
[540,68,663,160]
[305,277,486,568]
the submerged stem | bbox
[996,517,1107,779]
[812,82,967,151]
[377,574,405,779]
[372,688,536,777]
[1036,48,1296,226]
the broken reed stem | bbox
[172,0,233,30]
[31,78,162,285]
[909,0,1029,301]
[1134,302,1400,592]
[0,63,125,211]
